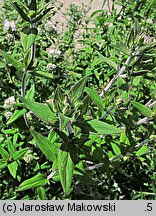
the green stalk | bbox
[21,22,36,127]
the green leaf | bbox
[58,113,72,131]
[0,159,7,170]
[90,10,104,17]
[13,148,29,160]
[110,143,121,155]
[21,27,38,51]
[25,84,35,100]
[97,51,118,70]
[8,161,18,178]
[34,70,53,79]
[37,187,46,200]
[20,97,58,124]
[17,173,49,191]
[80,95,90,114]
[0,49,24,73]
[0,145,9,159]
[7,138,16,154]
[112,43,130,56]
[7,109,27,125]
[31,129,57,162]
[1,128,18,135]
[69,76,89,102]
[75,119,122,135]
[132,101,153,117]
[85,87,104,110]
[75,167,97,186]
[32,7,54,23]
[58,150,74,195]
[136,146,149,157]
[11,2,30,22]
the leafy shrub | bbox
[0,0,155,200]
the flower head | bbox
[4,19,16,31]
[3,96,16,108]
[46,63,57,72]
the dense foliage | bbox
[0,0,156,200]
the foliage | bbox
[0,0,156,200]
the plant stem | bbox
[104,55,134,92]
[85,139,150,171]
[47,167,59,180]
[21,23,36,128]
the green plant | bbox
[0,0,156,200]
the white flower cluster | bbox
[46,63,57,72]
[45,20,57,33]
[4,111,13,120]
[4,19,17,31]
[23,149,33,163]
[48,49,61,58]
[7,34,15,43]
[146,19,153,24]
[3,96,16,108]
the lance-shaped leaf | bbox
[132,101,153,117]
[20,97,58,124]
[112,43,130,56]
[75,167,97,186]
[11,2,30,22]
[58,113,73,131]
[85,87,104,110]
[96,51,118,70]
[32,7,54,23]
[0,159,7,170]
[13,148,29,161]
[34,70,53,79]
[17,173,49,191]
[80,95,90,114]
[58,149,74,195]
[25,84,35,100]
[75,119,122,135]
[69,76,89,102]
[8,161,18,179]
[7,109,27,125]
[110,143,121,155]
[0,145,9,159]
[0,49,24,73]
[135,146,149,157]
[31,129,57,162]
[21,27,38,51]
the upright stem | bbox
[100,47,144,97]
[21,22,36,127]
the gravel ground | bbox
[0,1,120,18]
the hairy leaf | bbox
[0,49,24,74]
[17,173,48,191]
[58,150,74,195]
[85,87,104,110]
[0,145,9,159]
[32,7,54,23]
[21,27,38,51]
[11,2,30,22]
[13,148,29,161]
[20,97,58,124]
[31,129,57,162]
[75,119,122,135]
[132,101,153,117]
[69,76,89,102]
[97,51,118,70]
[8,161,18,178]
[7,109,27,125]
[34,70,53,79]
